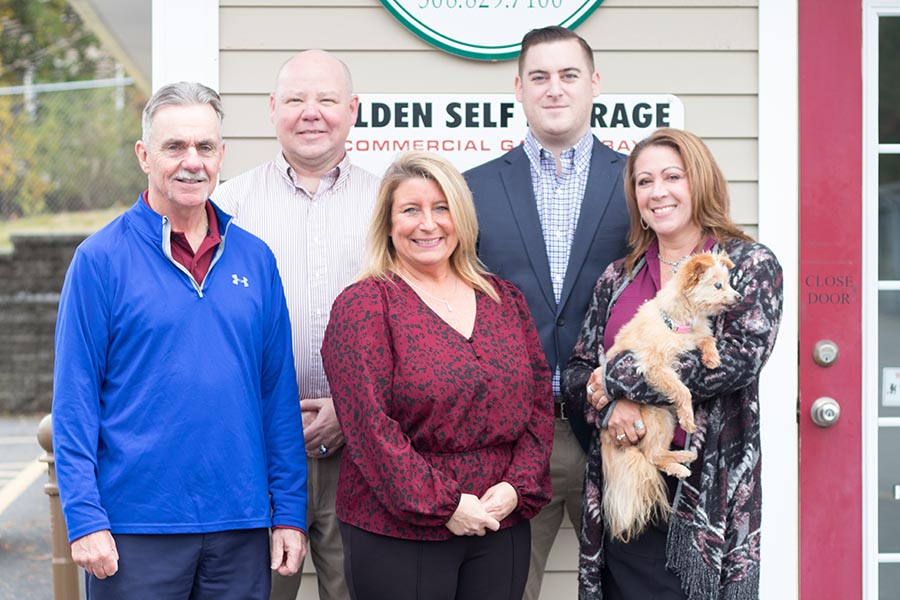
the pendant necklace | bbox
[400,272,458,313]
[657,253,690,274]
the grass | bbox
[0,206,128,251]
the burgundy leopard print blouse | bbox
[321,274,553,541]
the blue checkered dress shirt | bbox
[523,129,594,396]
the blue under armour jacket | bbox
[52,196,307,543]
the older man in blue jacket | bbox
[51,81,308,600]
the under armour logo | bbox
[232,274,249,287]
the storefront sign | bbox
[347,93,683,176]
[380,0,605,60]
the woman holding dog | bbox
[321,151,553,600]
[562,128,783,600]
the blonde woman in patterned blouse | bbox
[322,151,554,600]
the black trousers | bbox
[340,519,530,600]
[86,529,270,600]
[601,474,687,600]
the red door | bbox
[799,0,863,598]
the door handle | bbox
[810,397,841,428]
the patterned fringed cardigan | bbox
[561,239,783,600]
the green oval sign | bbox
[380,0,605,61]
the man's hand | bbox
[300,397,345,458]
[479,482,518,522]
[270,528,308,576]
[71,530,119,579]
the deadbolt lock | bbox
[812,340,839,367]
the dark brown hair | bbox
[518,26,594,74]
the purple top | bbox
[603,237,716,447]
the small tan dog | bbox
[601,252,740,542]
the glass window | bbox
[879,428,900,553]
[881,17,900,143]
[879,155,900,280]
[882,563,900,600]
[879,291,900,418]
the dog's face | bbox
[676,253,741,315]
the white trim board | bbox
[757,1,800,598]
[151,0,219,93]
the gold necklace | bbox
[400,272,459,313]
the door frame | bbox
[758,0,799,597]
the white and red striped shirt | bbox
[213,152,381,399]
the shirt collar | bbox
[139,190,222,240]
[275,151,352,196]
[523,130,594,175]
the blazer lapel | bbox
[558,139,624,311]
[500,149,557,311]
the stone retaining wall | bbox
[0,233,85,413]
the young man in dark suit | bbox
[465,26,629,600]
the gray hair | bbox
[141,81,224,145]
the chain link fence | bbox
[0,77,147,222]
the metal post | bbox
[114,63,125,112]
[24,64,37,121]
[36,414,81,600]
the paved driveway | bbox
[0,414,72,600]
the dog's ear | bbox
[719,253,734,269]
[682,253,715,290]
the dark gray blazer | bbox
[465,137,630,452]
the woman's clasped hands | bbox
[446,482,518,536]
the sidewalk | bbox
[0,414,59,600]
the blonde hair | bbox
[361,151,499,302]
[623,128,751,274]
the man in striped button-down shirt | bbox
[213,50,380,600]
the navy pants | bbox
[340,519,530,600]
[86,528,270,600]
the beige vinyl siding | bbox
[218,0,758,227]
[217,2,759,597]
[220,6,757,51]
